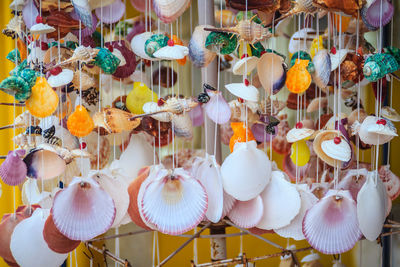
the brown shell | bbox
[127,167,152,230]
[272,119,291,155]
[136,117,173,147]
[72,71,97,91]
[43,46,73,65]
[34,0,73,14]
[312,0,364,15]
[45,10,82,39]
[43,214,80,254]
[104,108,141,133]
[287,84,325,110]
[226,0,290,12]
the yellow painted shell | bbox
[67,105,94,137]
[290,140,310,167]
[126,82,158,114]
[285,59,312,94]
[26,77,59,118]
[310,36,324,58]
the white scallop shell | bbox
[10,208,68,267]
[303,190,362,254]
[48,69,74,88]
[356,116,397,145]
[257,171,301,230]
[221,141,272,201]
[153,45,189,60]
[153,0,191,24]
[321,138,352,162]
[312,49,331,89]
[228,196,263,228]
[381,106,400,122]
[330,49,348,71]
[357,171,387,241]
[286,127,314,143]
[225,83,259,102]
[232,56,259,75]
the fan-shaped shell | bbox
[140,168,207,235]
[288,28,315,54]
[357,171,387,241]
[321,137,352,162]
[153,45,189,60]
[67,105,94,137]
[48,69,74,88]
[26,77,59,118]
[381,106,400,122]
[228,196,263,228]
[286,127,314,143]
[225,83,259,102]
[379,165,400,200]
[189,25,217,68]
[51,177,116,240]
[257,52,286,95]
[312,49,331,88]
[10,208,68,267]
[221,141,272,201]
[257,171,301,230]
[95,0,125,24]
[356,116,397,145]
[286,59,312,94]
[365,0,394,28]
[153,0,191,24]
[232,56,259,75]
[313,130,350,167]
[203,90,231,125]
[303,190,362,254]
[0,150,26,186]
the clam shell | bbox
[52,177,116,240]
[23,148,66,180]
[312,50,331,89]
[104,108,141,133]
[10,209,68,267]
[0,150,27,186]
[357,171,387,241]
[337,168,368,200]
[130,32,154,60]
[153,0,190,24]
[302,190,362,254]
[189,25,217,68]
[232,56,259,75]
[288,28,315,54]
[321,137,352,162]
[95,0,125,24]
[357,116,397,145]
[153,45,189,60]
[257,171,301,230]
[30,23,56,34]
[140,168,207,235]
[381,106,400,122]
[228,196,263,228]
[275,185,318,240]
[306,97,328,113]
[23,0,39,29]
[257,52,286,95]
[286,127,314,143]
[48,69,74,88]
[225,83,259,102]
[172,113,193,139]
[221,141,272,201]
[330,49,348,71]
[21,178,52,207]
[313,130,349,167]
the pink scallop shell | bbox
[0,150,27,186]
[71,11,98,38]
[365,0,394,28]
[95,0,126,24]
[204,91,231,125]
[228,196,263,228]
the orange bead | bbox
[229,122,255,152]
[67,105,94,137]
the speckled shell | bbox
[363,53,399,82]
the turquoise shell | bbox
[251,42,264,58]
[363,53,399,82]
[94,48,121,74]
[144,34,169,58]
[6,49,21,64]
[0,76,31,101]
[205,32,238,55]
[384,46,400,64]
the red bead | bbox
[36,16,43,24]
[295,122,303,129]
[330,47,336,55]
[80,142,87,149]
[241,54,248,59]
[244,79,250,86]
[238,97,244,103]
[157,98,165,106]
[377,119,387,125]
[106,44,113,52]
[167,39,174,46]
[41,42,48,51]
[334,136,341,144]
[50,66,62,76]
[381,119,387,125]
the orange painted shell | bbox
[229,122,255,152]
[67,105,94,137]
[26,77,59,118]
[285,59,312,94]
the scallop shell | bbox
[257,52,286,95]
[26,77,59,118]
[381,106,400,122]
[23,148,66,180]
[286,127,314,143]
[43,214,80,254]
[130,32,154,60]
[365,0,394,28]
[257,171,301,230]
[321,137,352,162]
[189,25,217,68]
[153,0,190,24]
[330,49,348,71]
[286,59,312,94]
[203,90,231,125]
[67,105,94,137]
[228,196,263,228]
[104,108,141,133]
[312,49,331,89]
[306,97,328,113]
[337,168,368,200]
[275,185,318,240]
[303,190,362,254]
[0,150,27,186]
[357,171,387,241]
[172,113,193,139]
[48,69,74,88]
[194,155,224,223]
[221,141,272,201]
[140,168,207,235]
[153,45,189,60]
[225,83,259,102]
[95,0,126,24]
[379,165,400,200]
[126,82,158,115]
[232,56,259,75]
[10,208,68,267]
[355,116,397,145]
[30,23,56,34]
[52,177,116,240]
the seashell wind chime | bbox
[0,0,399,266]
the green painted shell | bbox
[251,42,264,58]
[205,32,238,55]
[363,53,399,82]
[144,34,169,58]
[94,48,121,74]
[290,51,312,67]
[20,69,39,89]
[6,49,21,64]
[0,76,31,101]
[236,11,263,24]
[384,46,400,64]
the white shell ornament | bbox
[228,196,264,228]
[257,171,301,230]
[312,49,331,89]
[353,116,397,145]
[232,56,259,75]
[225,83,259,102]
[321,137,352,162]
[130,32,154,60]
[153,45,189,60]
[330,49,348,71]
[221,141,272,201]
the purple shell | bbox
[251,123,277,142]
[71,11,98,38]
[272,67,287,95]
[95,0,126,24]
[106,41,138,79]
[365,0,394,28]
[189,104,204,127]
[0,150,27,186]
[204,92,231,125]
[23,0,39,29]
